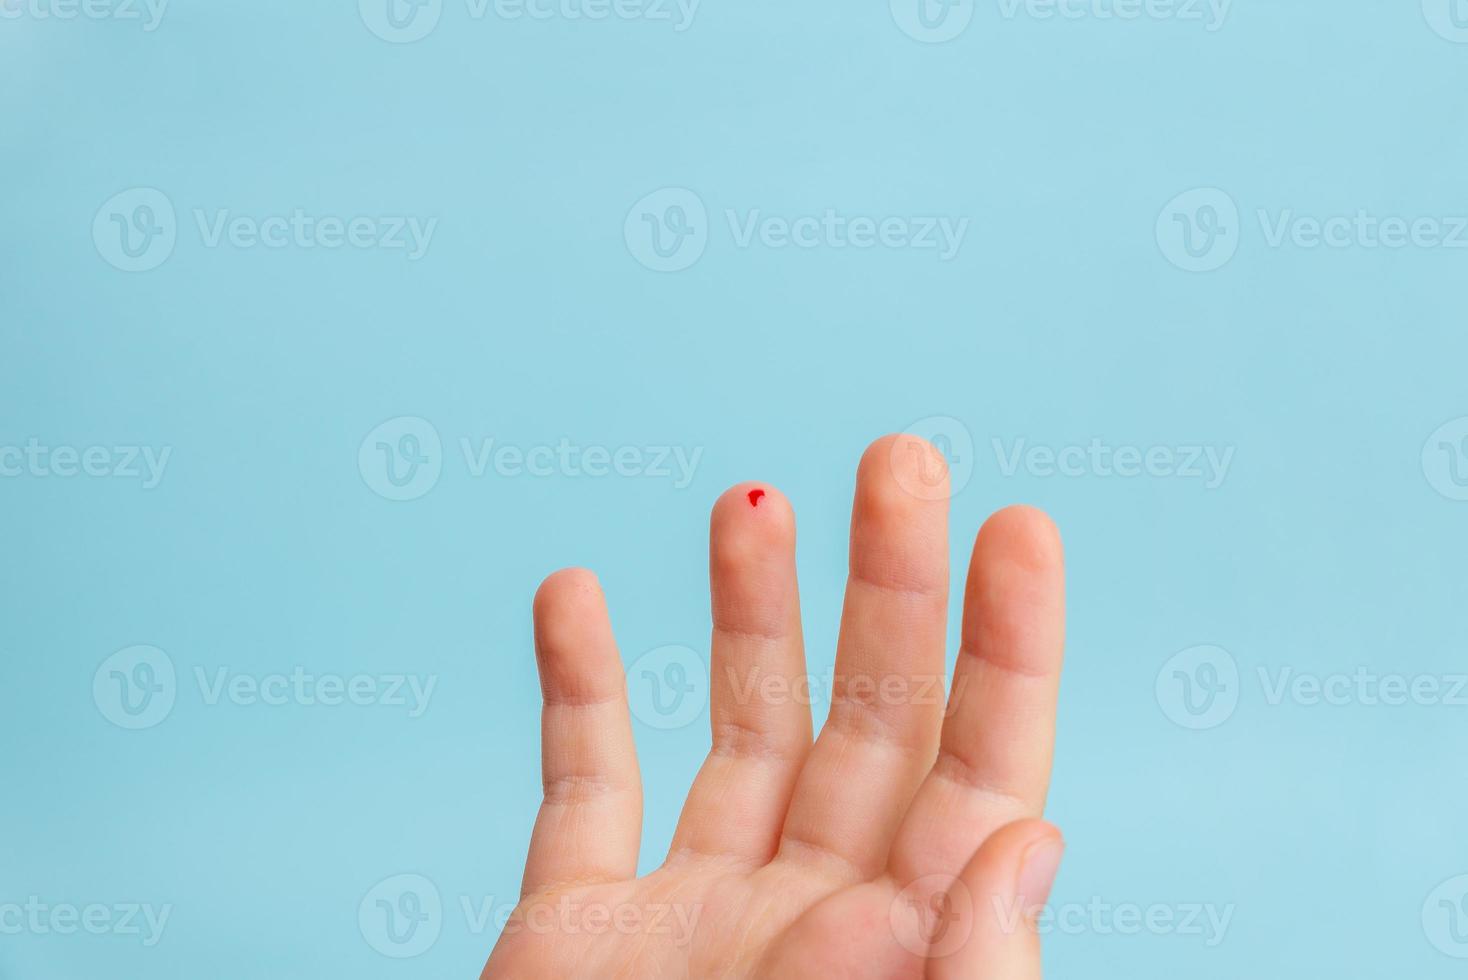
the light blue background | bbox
[3,1,1467,977]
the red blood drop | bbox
[747,489,766,507]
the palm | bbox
[483,436,1068,979]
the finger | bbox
[668,483,812,866]
[777,434,951,881]
[926,819,1063,980]
[520,568,642,897]
[890,506,1065,885]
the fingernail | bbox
[1017,835,1065,912]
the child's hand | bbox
[483,435,1067,979]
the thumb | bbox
[925,819,1064,980]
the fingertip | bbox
[532,567,620,700]
[708,482,800,642]
[1015,825,1066,912]
[850,434,949,595]
[711,482,795,545]
[861,432,952,507]
[935,819,1061,976]
[534,566,602,606]
[976,505,1063,571]
[956,818,1063,913]
[533,567,607,633]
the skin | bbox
[482,435,1068,979]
